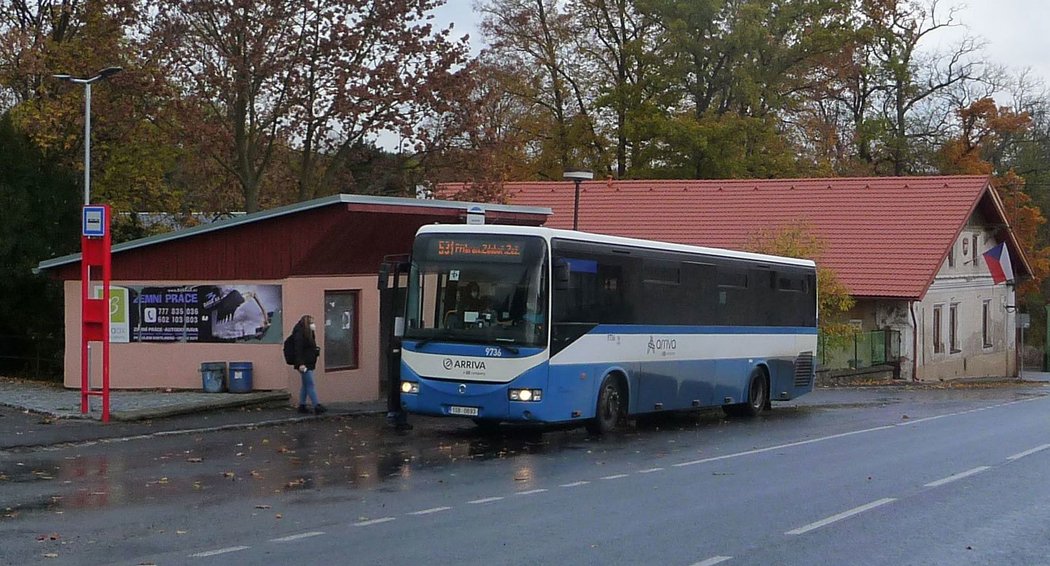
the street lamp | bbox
[563,169,594,230]
[53,66,123,206]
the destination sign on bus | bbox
[433,238,523,261]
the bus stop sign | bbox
[83,206,107,237]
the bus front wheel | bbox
[724,369,769,418]
[587,376,625,435]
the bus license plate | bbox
[449,405,479,417]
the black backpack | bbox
[283,334,296,366]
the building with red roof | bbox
[480,175,1031,381]
[37,195,551,402]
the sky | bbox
[431,0,1050,97]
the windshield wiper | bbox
[406,336,436,349]
[494,338,519,354]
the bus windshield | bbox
[404,233,548,348]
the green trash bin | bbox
[201,362,227,393]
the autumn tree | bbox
[479,0,608,178]
[573,0,664,178]
[635,0,852,179]
[1,0,192,228]
[937,98,1050,297]
[286,0,470,202]
[418,58,538,201]
[805,0,993,176]
[149,0,470,212]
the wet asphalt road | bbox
[2,385,1049,565]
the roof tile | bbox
[498,176,992,299]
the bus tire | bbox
[724,368,769,418]
[586,375,626,435]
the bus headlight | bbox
[401,381,419,394]
[509,389,542,402]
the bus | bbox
[397,224,817,433]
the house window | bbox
[324,290,359,370]
[948,242,956,268]
[972,234,979,270]
[933,305,943,353]
[982,299,993,347]
[949,303,960,353]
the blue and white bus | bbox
[398,224,817,433]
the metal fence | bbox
[0,333,64,379]
[819,330,902,371]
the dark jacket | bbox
[291,324,320,371]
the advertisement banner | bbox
[100,284,283,344]
[92,285,130,343]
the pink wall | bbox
[282,276,380,404]
[63,275,382,403]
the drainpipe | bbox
[910,301,919,381]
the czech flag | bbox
[982,242,1014,285]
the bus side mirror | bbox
[377,265,389,290]
[554,260,571,290]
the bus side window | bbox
[596,265,627,323]
[682,262,716,325]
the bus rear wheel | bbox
[724,368,769,418]
[586,376,625,435]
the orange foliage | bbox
[939,98,1050,295]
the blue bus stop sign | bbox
[83,206,106,237]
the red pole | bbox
[80,205,112,422]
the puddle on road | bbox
[0,415,631,518]
[0,406,817,519]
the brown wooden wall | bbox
[49,203,547,281]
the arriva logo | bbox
[443,358,487,371]
[647,336,677,354]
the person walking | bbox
[289,314,325,415]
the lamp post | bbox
[563,169,594,230]
[52,67,123,206]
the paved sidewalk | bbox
[0,377,387,452]
[0,377,290,421]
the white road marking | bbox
[674,426,895,467]
[1007,443,1050,461]
[560,481,590,488]
[638,467,664,474]
[408,506,452,516]
[468,497,504,504]
[691,556,733,566]
[353,517,395,527]
[924,466,991,487]
[896,414,954,426]
[270,531,325,543]
[189,546,250,558]
[601,474,629,480]
[785,498,896,535]
[517,488,548,495]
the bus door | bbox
[378,255,410,403]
